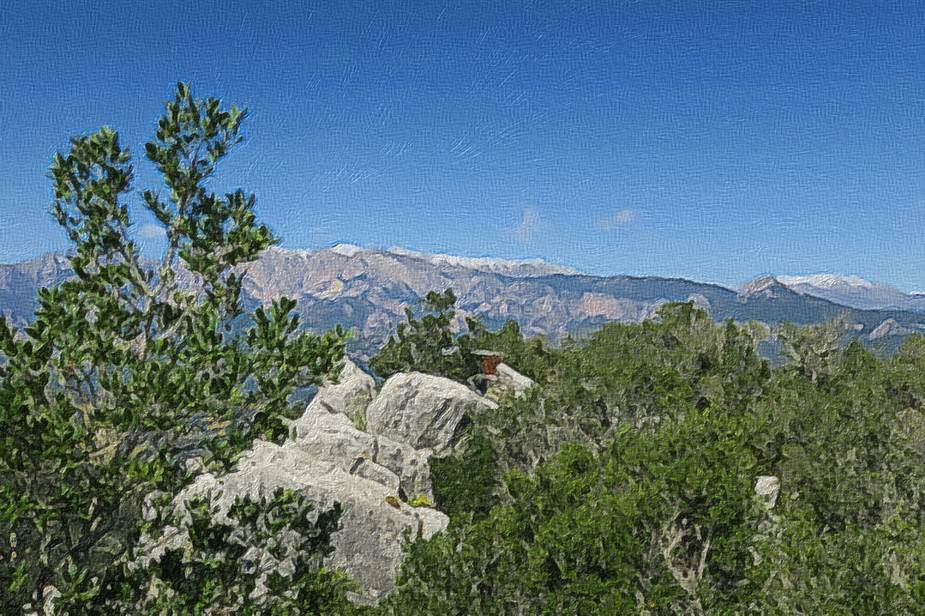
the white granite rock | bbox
[365,371,497,452]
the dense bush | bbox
[455,302,770,484]
[389,303,925,614]
[53,489,360,614]
[385,404,767,614]
[370,289,479,382]
[428,432,498,521]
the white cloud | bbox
[596,208,638,231]
[507,208,547,244]
[137,223,166,240]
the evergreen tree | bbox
[0,83,346,611]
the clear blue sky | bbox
[2,1,924,289]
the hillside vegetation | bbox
[374,300,925,614]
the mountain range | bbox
[3,246,925,357]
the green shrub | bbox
[430,432,498,520]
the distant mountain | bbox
[4,247,925,357]
[778,274,925,312]
[0,252,72,328]
[374,246,579,277]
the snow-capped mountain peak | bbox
[385,246,579,276]
[308,244,578,276]
[778,274,875,290]
[776,273,925,312]
[330,243,365,258]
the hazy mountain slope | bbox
[779,274,925,312]
[3,247,925,357]
[0,253,72,327]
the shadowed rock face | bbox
[144,360,506,605]
[6,246,925,357]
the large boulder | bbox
[141,364,504,605]
[754,475,781,509]
[157,440,447,604]
[289,397,433,500]
[365,372,498,452]
[485,362,536,402]
[496,363,535,394]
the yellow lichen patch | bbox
[408,495,434,508]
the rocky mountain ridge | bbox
[4,246,925,355]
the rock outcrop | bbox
[365,371,498,452]
[289,393,434,501]
[298,356,377,425]
[869,318,912,340]
[143,360,504,605]
[754,475,781,509]
[738,276,790,301]
[172,439,446,604]
[492,362,536,398]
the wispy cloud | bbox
[596,208,638,231]
[136,223,166,240]
[507,208,547,244]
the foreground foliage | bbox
[0,84,347,612]
[55,489,359,614]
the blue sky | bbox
[2,1,925,290]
